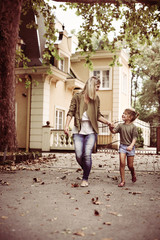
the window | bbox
[60,59,64,71]
[122,72,127,94]
[55,109,64,129]
[93,69,111,90]
[98,114,110,135]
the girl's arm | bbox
[109,124,116,134]
[127,138,137,151]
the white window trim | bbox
[59,58,65,72]
[58,50,70,73]
[90,66,112,90]
[55,105,66,130]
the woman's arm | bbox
[98,115,111,126]
[64,94,77,135]
[64,115,72,135]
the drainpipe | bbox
[26,76,31,152]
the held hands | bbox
[109,122,115,130]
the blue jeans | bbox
[73,133,97,180]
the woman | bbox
[64,76,111,187]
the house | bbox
[15,10,150,152]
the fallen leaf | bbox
[129,191,142,195]
[92,197,102,205]
[61,176,66,180]
[94,210,100,216]
[85,190,90,194]
[76,168,82,172]
[73,231,85,236]
[109,212,122,217]
[112,176,118,180]
[71,183,79,188]
[0,180,9,186]
[1,216,8,219]
[150,198,154,201]
[33,178,41,183]
[103,222,111,225]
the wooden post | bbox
[157,126,160,154]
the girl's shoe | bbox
[132,175,137,182]
[118,182,125,187]
[81,180,88,187]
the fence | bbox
[157,126,160,154]
[42,124,159,154]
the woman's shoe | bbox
[118,182,125,187]
[81,180,88,187]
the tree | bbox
[132,41,160,146]
[0,0,159,152]
[0,0,23,153]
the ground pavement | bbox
[0,151,160,240]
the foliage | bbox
[136,127,144,148]
[63,1,160,68]
[132,41,160,121]
[17,0,160,70]
[132,40,160,146]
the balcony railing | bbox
[42,127,74,151]
[50,129,74,150]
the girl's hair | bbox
[82,76,100,100]
[125,108,139,122]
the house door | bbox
[15,81,29,149]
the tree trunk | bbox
[0,0,23,152]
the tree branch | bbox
[52,0,159,6]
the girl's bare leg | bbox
[127,156,136,182]
[119,153,126,187]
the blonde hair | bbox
[82,76,100,100]
[125,108,139,122]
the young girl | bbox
[109,108,139,187]
[64,76,111,187]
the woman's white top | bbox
[72,111,94,135]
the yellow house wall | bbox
[49,80,73,128]
[58,33,71,56]
[97,91,112,112]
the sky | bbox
[51,1,83,34]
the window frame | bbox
[55,107,65,130]
[92,67,112,90]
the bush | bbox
[136,127,144,148]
